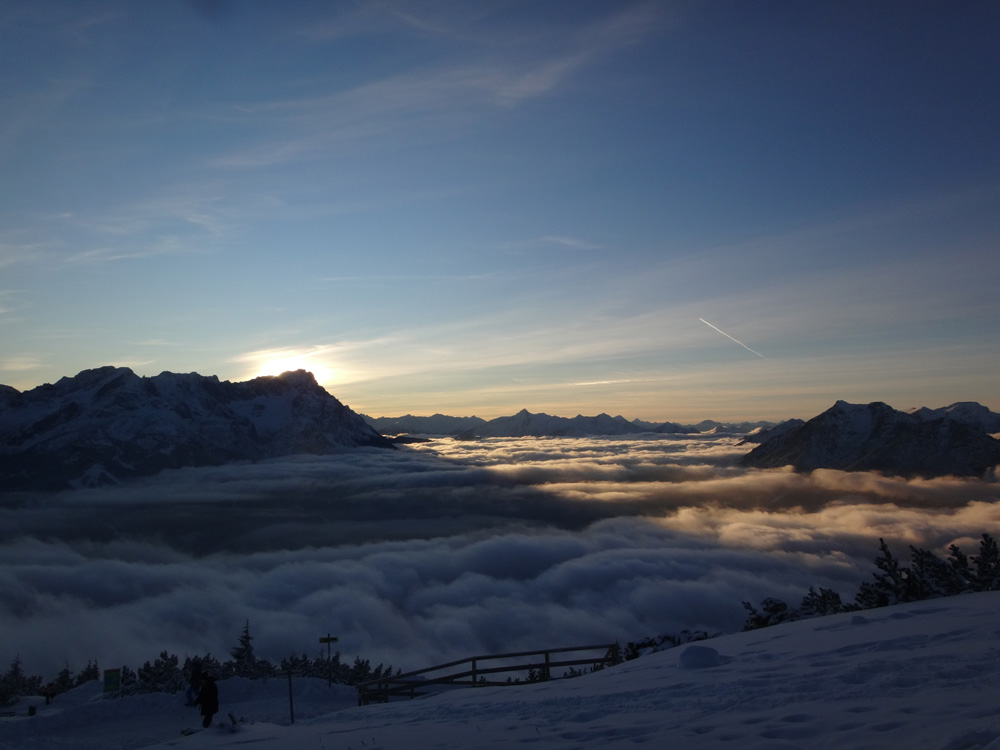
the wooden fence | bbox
[356,643,619,706]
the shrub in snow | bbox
[624,630,712,660]
[797,587,846,618]
[741,597,794,630]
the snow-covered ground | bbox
[4,591,1000,750]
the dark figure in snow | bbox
[185,662,202,706]
[196,675,219,728]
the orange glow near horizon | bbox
[251,354,336,387]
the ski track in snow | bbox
[3,593,1000,750]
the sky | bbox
[1,0,999,422]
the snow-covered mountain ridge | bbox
[364,413,489,436]
[0,367,391,491]
[365,409,772,438]
[742,399,1000,478]
[457,409,679,438]
[906,400,1000,434]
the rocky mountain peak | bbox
[741,400,1000,478]
[0,367,392,491]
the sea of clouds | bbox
[2,434,998,679]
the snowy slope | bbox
[4,592,1000,750]
[0,367,391,490]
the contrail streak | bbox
[698,318,769,360]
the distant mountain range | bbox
[3,367,997,489]
[363,413,489,437]
[0,367,390,491]
[741,400,1000,478]
[368,401,1000,479]
[363,410,775,438]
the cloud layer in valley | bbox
[1,435,998,678]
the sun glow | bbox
[249,351,336,387]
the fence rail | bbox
[356,643,618,706]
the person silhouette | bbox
[195,675,219,728]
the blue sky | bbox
[1,0,998,421]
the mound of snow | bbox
[677,644,728,669]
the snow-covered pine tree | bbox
[137,651,184,693]
[225,621,276,679]
[3,656,42,700]
[908,546,968,598]
[280,653,312,674]
[972,533,1000,591]
[6,657,25,692]
[75,660,100,686]
[797,587,846,618]
[741,597,793,630]
[948,543,973,589]
[855,538,912,608]
[54,664,74,696]
[228,620,257,678]
[312,650,349,684]
[118,665,139,695]
[348,656,372,684]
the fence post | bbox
[544,652,550,681]
[472,659,477,686]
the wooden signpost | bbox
[284,632,342,723]
[319,634,339,686]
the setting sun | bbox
[251,353,335,386]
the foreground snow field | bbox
[4,592,1000,750]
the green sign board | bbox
[103,668,121,693]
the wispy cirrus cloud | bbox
[0,185,238,270]
[0,238,55,270]
[0,288,23,316]
[212,3,668,168]
[0,355,45,373]
[498,235,605,255]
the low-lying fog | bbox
[2,434,998,678]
